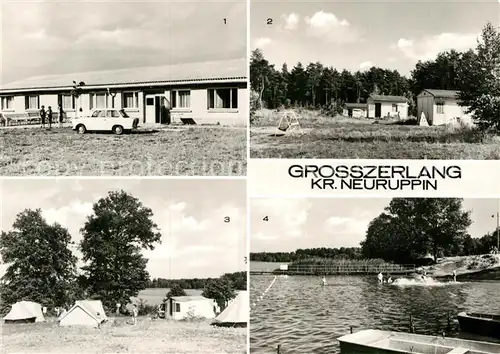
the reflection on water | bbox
[250,274,500,354]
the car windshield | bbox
[119,109,130,118]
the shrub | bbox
[250,90,261,125]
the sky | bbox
[251,198,500,253]
[251,0,499,75]
[0,178,247,279]
[1,0,246,84]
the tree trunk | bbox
[259,77,265,109]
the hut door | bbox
[375,103,382,118]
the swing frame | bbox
[275,110,303,136]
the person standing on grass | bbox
[132,304,138,325]
[47,106,53,129]
[58,104,64,128]
[40,105,46,128]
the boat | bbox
[458,312,500,339]
[337,329,500,354]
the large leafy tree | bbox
[80,190,161,311]
[0,209,77,312]
[166,284,187,299]
[458,22,500,131]
[202,277,235,311]
[361,198,472,263]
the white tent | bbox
[59,300,107,328]
[3,301,45,323]
[213,290,248,327]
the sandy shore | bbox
[0,316,246,353]
[421,254,500,277]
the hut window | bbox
[61,94,75,110]
[175,303,181,312]
[123,92,139,108]
[171,90,191,108]
[1,96,13,110]
[25,95,39,110]
[392,104,398,112]
[207,88,238,109]
[436,103,444,114]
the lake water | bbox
[133,288,202,305]
[250,274,500,354]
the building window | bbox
[171,90,191,108]
[392,104,398,112]
[123,92,139,109]
[60,94,75,110]
[175,303,181,312]
[207,88,238,109]
[1,96,13,110]
[90,93,110,110]
[25,95,39,110]
[436,102,444,114]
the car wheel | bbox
[77,125,86,134]
[113,125,124,135]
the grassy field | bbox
[0,125,246,176]
[0,317,246,353]
[250,109,500,159]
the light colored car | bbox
[72,109,139,135]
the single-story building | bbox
[0,58,248,126]
[59,300,108,328]
[417,89,472,126]
[367,94,409,119]
[165,295,217,320]
[343,103,367,118]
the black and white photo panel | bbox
[250,0,500,160]
[250,197,500,354]
[1,0,247,176]
[0,178,248,353]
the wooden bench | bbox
[1,112,64,126]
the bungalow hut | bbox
[416,89,472,126]
[0,58,247,126]
[343,103,367,118]
[165,296,217,320]
[367,94,409,119]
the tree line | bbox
[250,22,500,131]
[147,271,246,291]
[0,190,243,315]
[250,247,362,263]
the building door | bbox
[375,103,382,118]
[145,95,156,124]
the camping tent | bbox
[59,300,107,328]
[212,290,248,327]
[3,301,45,323]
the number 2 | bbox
[267,18,273,25]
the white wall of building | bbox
[367,101,408,119]
[168,299,217,320]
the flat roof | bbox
[0,58,247,93]
[369,94,408,103]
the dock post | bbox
[277,344,281,353]
[350,325,353,334]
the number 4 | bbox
[263,216,269,221]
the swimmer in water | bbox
[321,276,327,286]
[452,269,457,282]
[388,276,393,284]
